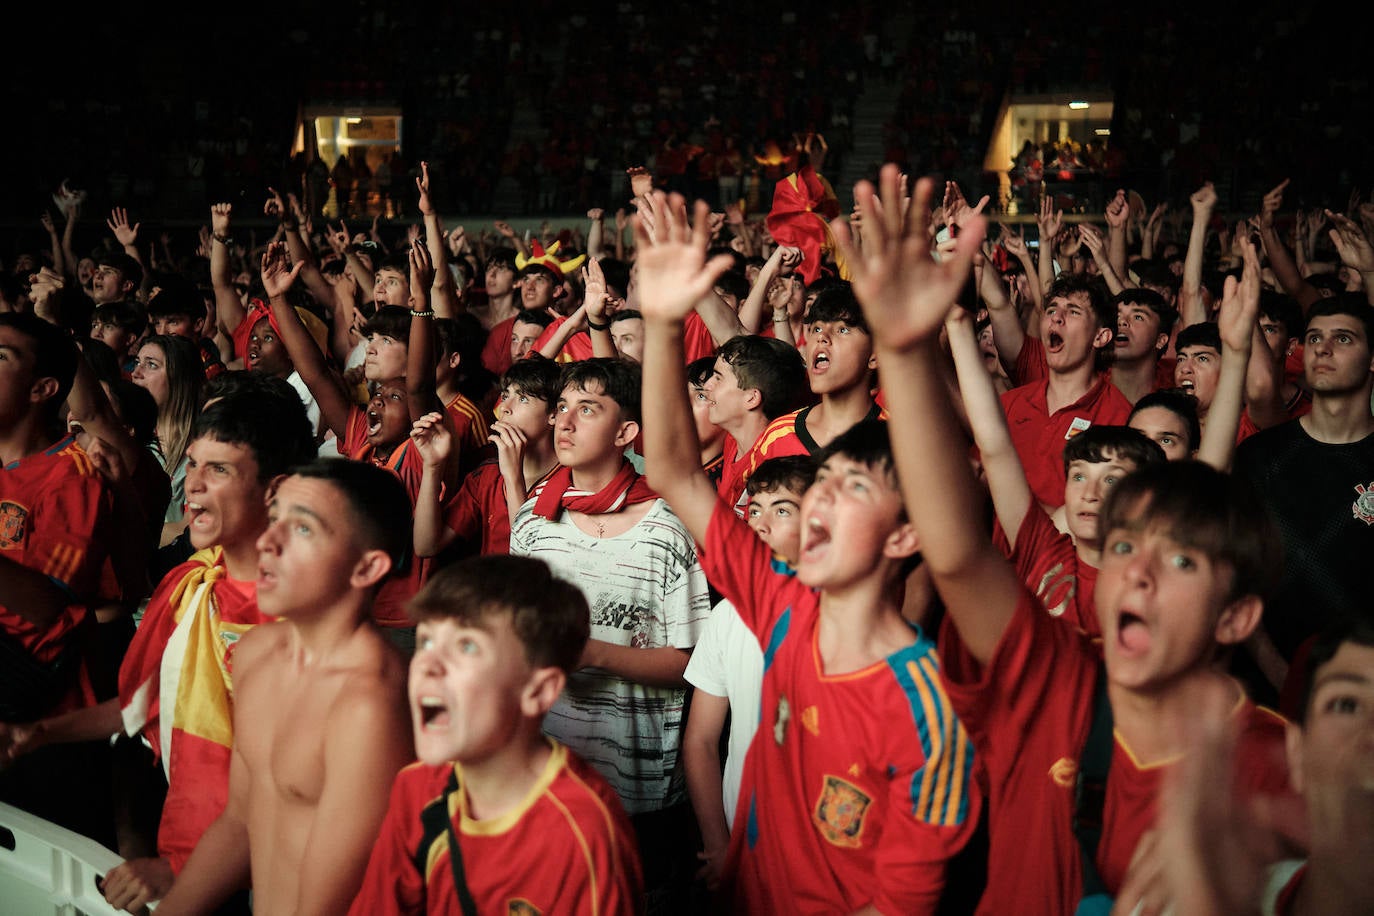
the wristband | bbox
[772,310,788,322]
[410,309,435,318]
[212,233,233,246]
[281,220,299,230]
[586,318,610,331]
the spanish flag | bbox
[118,547,267,872]
[765,165,848,286]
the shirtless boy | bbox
[155,459,414,915]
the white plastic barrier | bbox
[0,802,128,916]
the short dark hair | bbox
[362,304,412,342]
[1047,274,1115,371]
[436,313,496,401]
[1258,291,1304,342]
[713,271,750,304]
[815,419,897,487]
[609,309,643,327]
[1132,260,1181,295]
[1110,287,1178,341]
[597,259,631,299]
[104,378,159,446]
[1175,321,1221,354]
[559,357,641,423]
[485,247,519,274]
[514,308,554,330]
[1296,619,1374,724]
[1129,389,1202,454]
[92,301,147,336]
[746,455,817,498]
[1305,292,1374,345]
[95,251,142,291]
[0,312,79,420]
[1062,425,1167,474]
[1047,274,1112,330]
[804,282,868,335]
[77,337,123,385]
[191,377,317,482]
[500,353,562,405]
[291,458,413,574]
[686,355,716,388]
[146,274,203,320]
[409,555,590,673]
[1099,461,1282,606]
[716,335,807,420]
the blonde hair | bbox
[140,335,204,472]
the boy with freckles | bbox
[155,460,414,916]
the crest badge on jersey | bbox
[1353,482,1374,526]
[0,501,29,548]
[813,775,872,848]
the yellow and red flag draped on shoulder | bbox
[765,165,849,286]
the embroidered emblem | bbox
[1049,756,1078,789]
[1065,417,1092,440]
[801,705,820,736]
[507,900,541,916]
[0,500,29,548]
[1354,482,1374,526]
[813,775,872,848]
[774,695,791,745]
[1036,562,1077,618]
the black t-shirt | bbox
[1233,419,1374,658]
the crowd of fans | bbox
[0,5,1370,914]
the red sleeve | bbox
[683,311,719,362]
[938,585,1096,746]
[1013,336,1048,386]
[482,317,516,377]
[701,499,801,640]
[341,405,370,459]
[31,471,109,598]
[441,466,490,547]
[349,768,427,916]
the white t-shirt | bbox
[683,597,764,828]
[509,497,710,815]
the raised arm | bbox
[833,166,1021,666]
[415,162,461,318]
[1196,235,1259,472]
[638,193,737,545]
[1078,223,1128,294]
[209,203,249,338]
[1179,182,1217,329]
[944,306,1034,548]
[581,258,618,359]
[269,189,338,314]
[1105,188,1130,280]
[404,242,444,421]
[1256,178,1321,314]
[1326,209,1374,307]
[736,244,795,334]
[261,242,354,439]
[409,412,455,558]
[999,224,1044,312]
[106,207,149,300]
[1036,195,1063,295]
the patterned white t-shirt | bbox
[509,497,710,815]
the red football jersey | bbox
[341,405,429,627]
[994,507,1099,638]
[0,437,111,661]
[444,391,494,483]
[939,589,1291,914]
[1000,374,1133,510]
[703,504,981,914]
[349,743,643,915]
[441,462,511,556]
[481,315,518,377]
